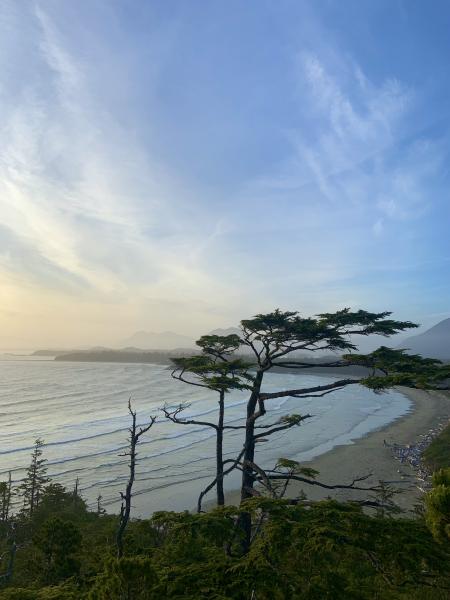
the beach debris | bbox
[385,417,450,491]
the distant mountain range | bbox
[118,327,242,350]
[118,331,195,350]
[400,318,450,361]
[34,318,450,362]
[208,327,241,337]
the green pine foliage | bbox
[0,474,13,524]
[425,468,450,543]
[32,517,82,584]
[85,500,450,599]
[345,347,450,390]
[424,425,450,472]
[1,489,449,598]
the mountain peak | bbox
[400,318,450,360]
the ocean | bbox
[0,356,411,515]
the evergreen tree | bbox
[0,472,13,523]
[19,439,48,518]
[425,468,450,542]
[172,308,450,551]
[166,334,252,510]
[33,517,82,584]
[32,483,87,526]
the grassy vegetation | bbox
[424,423,450,471]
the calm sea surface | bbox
[0,356,411,515]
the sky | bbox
[1,0,450,349]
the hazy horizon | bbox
[1,319,445,354]
[1,1,450,349]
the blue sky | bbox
[0,0,449,347]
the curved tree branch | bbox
[253,415,311,440]
[259,379,359,401]
[197,448,246,512]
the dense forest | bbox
[1,310,449,598]
[0,456,449,599]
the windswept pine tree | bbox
[165,334,253,510]
[171,308,450,551]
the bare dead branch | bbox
[162,403,218,430]
[253,472,379,492]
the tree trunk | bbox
[117,416,137,559]
[216,390,225,506]
[29,464,36,517]
[238,370,264,552]
[240,370,263,502]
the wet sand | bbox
[219,388,450,512]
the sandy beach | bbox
[220,388,450,512]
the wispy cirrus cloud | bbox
[249,51,440,231]
[223,48,447,319]
[0,2,243,345]
[0,2,233,309]
[295,52,443,232]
